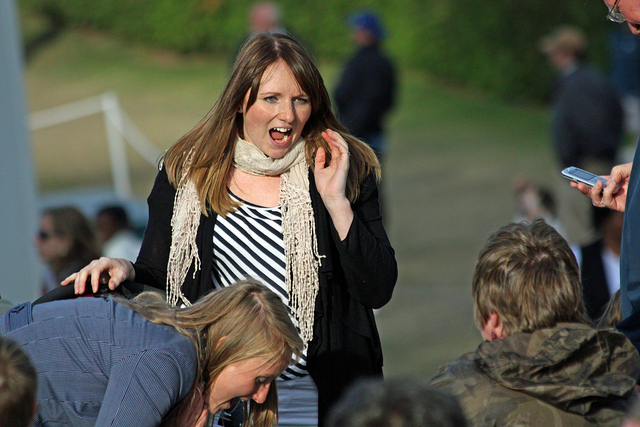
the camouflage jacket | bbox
[430,323,640,426]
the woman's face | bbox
[241,59,312,159]
[207,356,288,413]
[35,215,69,264]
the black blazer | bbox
[134,167,397,422]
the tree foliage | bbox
[19,0,620,102]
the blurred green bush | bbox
[18,0,619,103]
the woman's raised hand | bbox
[314,129,354,239]
[60,257,135,295]
[315,129,350,203]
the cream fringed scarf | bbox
[166,148,200,307]
[167,137,323,345]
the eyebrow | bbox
[259,90,308,97]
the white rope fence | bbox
[30,92,162,198]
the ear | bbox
[216,336,227,349]
[481,311,506,341]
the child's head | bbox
[0,336,37,427]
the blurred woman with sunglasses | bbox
[35,206,99,295]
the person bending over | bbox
[1,280,302,426]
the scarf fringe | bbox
[281,172,324,345]
[167,152,200,307]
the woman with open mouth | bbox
[64,33,397,426]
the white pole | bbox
[119,109,163,166]
[30,93,162,167]
[101,92,133,198]
[0,0,40,304]
[30,94,104,130]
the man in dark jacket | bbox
[334,11,396,217]
[541,25,624,246]
[334,10,396,161]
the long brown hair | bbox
[115,280,303,426]
[164,33,380,216]
[42,206,99,268]
[597,289,622,329]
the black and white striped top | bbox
[212,193,308,380]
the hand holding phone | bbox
[561,167,609,189]
[563,165,627,212]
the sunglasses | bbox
[37,230,53,240]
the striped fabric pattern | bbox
[212,194,308,379]
[1,298,197,426]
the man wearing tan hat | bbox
[541,25,623,247]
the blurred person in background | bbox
[36,206,99,296]
[541,25,624,247]
[1,281,302,426]
[248,1,287,36]
[334,10,396,218]
[95,204,142,262]
[573,206,624,322]
[430,220,639,425]
[512,176,565,236]
[64,33,397,426]
[326,377,468,427]
[230,2,290,66]
[0,336,37,427]
[334,10,396,162]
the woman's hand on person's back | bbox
[61,257,134,295]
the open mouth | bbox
[269,127,292,144]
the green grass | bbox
[375,68,560,376]
[27,28,565,378]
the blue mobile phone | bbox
[561,167,608,189]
